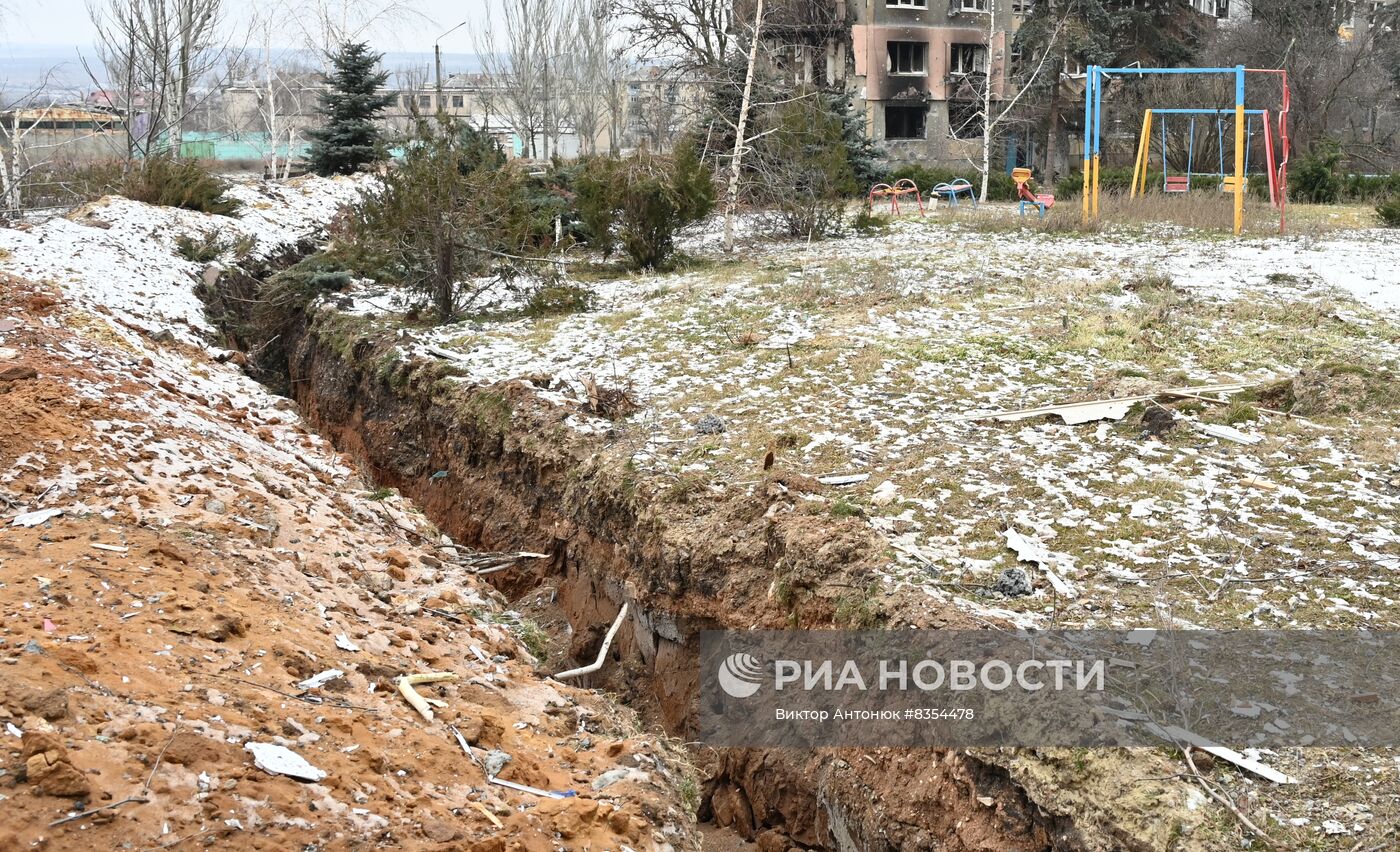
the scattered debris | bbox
[964,383,1253,425]
[580,374,639,419]
[296,669,345,691]
[334,633,361,652]
[488,776,574,799]
[1003,529,1077,598]
[470,801,503,828]
[694,414,726,435]
[9,507,64,527]
[816,473,869,486]
[396,671,459,722]
[992,567,1032,598]
[871,480,900,506]
[483,749,512,777]
[1192,421,1263,446]
[244,742,328,782]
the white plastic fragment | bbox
[297,669,344,690]
[10,508,64,527]
[1193,421,1263,445]
[1002,528,1078,599]
[244,742,327,782]
[334,634,361,652]
[817,473,870,486]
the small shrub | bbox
[1222,400,1260,424]
[750,88,861,239]
[251,253,353,345]
[576,146,714,269]
[344,119,551,322]
[523,281,595,317]
[122,156,240,216]
[829,498,862,518]
[1291,140,1344,204]
[1377,196,1400,227]
[175,231,230,263]
[851,208,890,233]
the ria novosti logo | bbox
[717,652,765,698]
[715,654,1106,698]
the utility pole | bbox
[435,21,470,120]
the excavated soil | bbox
[0,277,698,851]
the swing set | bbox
[1081,65,1292,235]
[1130,108,1283,206]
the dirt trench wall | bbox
[281,310,1193,851]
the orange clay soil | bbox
[0,277,697,851]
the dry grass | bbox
[919,191,1381,238]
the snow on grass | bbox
[0,175,367,347]
[380,209,1400,632]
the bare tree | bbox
[291,0,425,63]
[475,0,562,159]
[1204,0,1400,164]
[613,0,732,73]
[1,90,61,215]
[1,72,123,215]
[559,0,619,156]
[240,1,316,178]
[88,0,228,156]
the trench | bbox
[208,264,1096,850]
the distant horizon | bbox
[0,44,486,94]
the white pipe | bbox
[553,603,629,681]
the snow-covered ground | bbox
[375,208,1400,633]
[0,176,366,347]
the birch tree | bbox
[955,0,1065,201]
[721,0,762,253]
[88,0,227,155]
[613,0,732,73]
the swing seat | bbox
[1163,176,1191,193]
[1220,176,1248,193]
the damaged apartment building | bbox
[749,0,1026,166]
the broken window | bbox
[885,104,927,139]
[1012,0,1033,12]
[886,0,927,7]
[949,100,983,140]
[950,43,987,75]
[451,95,464,108]
[887,41,928,76]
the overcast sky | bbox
[4,0,501,53]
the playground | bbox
[865,63,1316,236]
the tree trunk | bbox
[435,222,455,323]
[1043,63,1062,180]
[723,0,764,254]
[978,0,996,203]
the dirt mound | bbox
[0,283,696,850]
[1258,361,1400,417]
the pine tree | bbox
[308,42,396,176]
